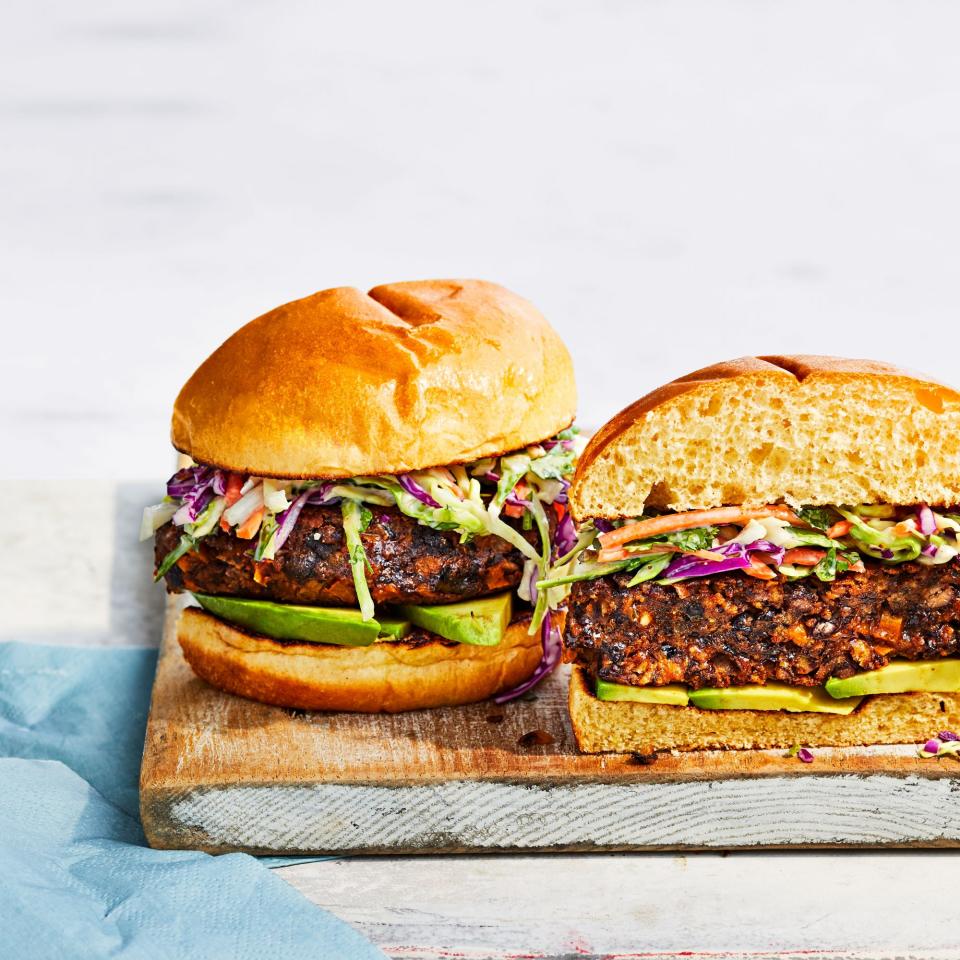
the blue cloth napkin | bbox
[0,642,384,959]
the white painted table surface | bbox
[7,479,960,959]
[7,2,960,955]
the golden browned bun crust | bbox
[570,355,960,519]
[568,666,960,753]
[177,607,542,712]
[171,280,576,478]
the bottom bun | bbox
[568,667,960,753]
[178,606,542,712]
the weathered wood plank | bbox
[141,597,960,854]
[278,852,960,959]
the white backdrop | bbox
[4,0,960,480]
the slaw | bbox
[538,502,960,593]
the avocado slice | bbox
[376,617,411,641]
[396,592,511,646]
[688,682,862,714]
[825,658,960,699]
[596,678,689,705]
[193,594,408,646]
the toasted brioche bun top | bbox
[172,279,576,478]
[571,355,960,519]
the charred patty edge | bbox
[564,559,960,689]
[156,503,537,607]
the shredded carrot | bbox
[689,548,727,561]
[221,473,245,531]
[503,502,524,519]
[782,547,826,567]
[596,547,629,563]
[596,544,724,564]
[826,520,851,539]
[598,505,800,549]
[235,506,264,539]
[892,520,918,538]
[552,501,567,521]
[437,467,466,497]
[743,556,778,579]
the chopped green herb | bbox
[798,507,837,531]
[154,534,197,581]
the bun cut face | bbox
[571,355,960,519]
[172,279,577,479]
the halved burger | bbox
[141,279,579,712]
[543,355,960,752]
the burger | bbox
[541,355,960,752]
[141,279,579,712]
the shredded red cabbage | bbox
[547,477,570,507]
[166,465,213,499]
[659,539,784,583]
[922,543,939,558]
[918,505,937,536]
[555,512,577,556]
[170,469,219,524]
[306,483,334,506]
[745,539,787,560]
[524,562,540,602]
[399,474,441,508]
[493,610,562,704]
[274,490,313,551]
[165,468,195,498]
[660,553,749,582]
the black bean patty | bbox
[565,560,960,688]
[156,504,535,606]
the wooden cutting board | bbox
[141,597,960,854]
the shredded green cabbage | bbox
[341,500,375,621]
